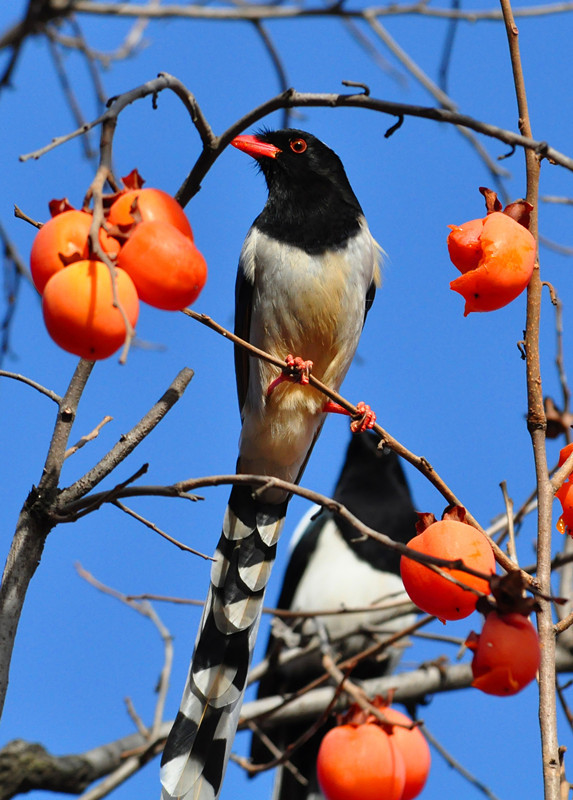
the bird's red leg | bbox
[267,354,314,397]
[323,400,377,433]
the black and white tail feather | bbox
[160,128,380,800]
[160,487,287,800]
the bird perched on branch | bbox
[250,431,418,800]
[160,129,381,800]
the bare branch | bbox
[422,724,503,800]
[16,73,573,213]
[64,415,113,459]
[45,30,97,160]
[0,733,166,800]
[111,500,214,561]
[0,358,94,719]
[54,366,194,508]
[34,2,573,23]
[498,1,557,797]
[0,370,61,404]
[75,564,173,738]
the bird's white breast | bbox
[241,219,378,388]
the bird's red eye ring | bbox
[290,138,307,154]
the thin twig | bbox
[112,500,215,561]
[500,480,518,565]
[0,370,61,403]
[54,366,194,509]
[242,721,307,784]
[64,415,113,459]
[422,724,503,800]
[75,563,174,740]
[45,30,97,160]
[0,358,94,719]
[46,2,573,23]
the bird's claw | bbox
[350,401,376,433]
[267,354,314,397]
[286,354,313,385]
[323,400,376,433]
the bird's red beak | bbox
[231,135,281,159]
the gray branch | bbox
[4,646,573,799]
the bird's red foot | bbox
[267,354,314,397]
[323,400,377,433]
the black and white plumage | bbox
[250,432,418,800]
[160,129,380,800]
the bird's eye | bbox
[289,138,307,154]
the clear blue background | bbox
[1,2,573,798]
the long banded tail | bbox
[160,486,287,800]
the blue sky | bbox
[2,2,573,799]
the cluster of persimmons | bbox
[30,171,207,360]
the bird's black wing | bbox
[234,262,254,414]
[364,278,376,323]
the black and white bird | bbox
[250,432,418,800]
[160,129,381,800]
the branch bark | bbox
[0,360,94,719]
[0,366,193,725]
[499,1,559,797]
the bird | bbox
[249,431,418,800]
[160,129,381,800]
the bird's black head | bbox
[232,128,363,253]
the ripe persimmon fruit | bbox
[556,443,573,535]
[317,722,406,800]
[42,259,139,360]
[558,443,573,469]
[556,480,573,536]
[117,220,207,311]
[30,210,120,294]
[467,611,540,696]
[400,519,495,621]
[447,217,483,274]
[108,187,194,240]
[448,211,536,315]
[381,707,431,800]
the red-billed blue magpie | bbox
[250,432,418,800]
[160,129,381,800]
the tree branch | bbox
[54,367,193,509]
[499,1,558,797]
[0,359,94,719]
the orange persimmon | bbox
[117,220,207,311]
[400,518,495,621]
[556,443,573,535]
[449,211,536,315]
[30,209,120,294]
[556,481,573,536]
[381,707,431,800]
[558,442,573,469]
[42,260,139,360]
[108,187,194,240]
[447,217,484,274]
[467,611,540,696]
[317,722,406,800]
